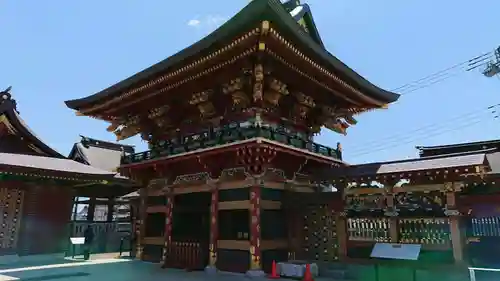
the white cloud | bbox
[187,19,201,27]
[187,15,227,29]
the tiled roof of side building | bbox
[68,135,135,172]
[0,153,116,175]
[324,150,490,179]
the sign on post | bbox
[70,237,85,245]
[69,237,85,259]
[370,243,421,260]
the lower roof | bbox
[325,150,488,179]
[0,152,116,176]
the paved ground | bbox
[0,258,328,281]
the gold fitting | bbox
[261,21,270,34]
[258,42,266,51]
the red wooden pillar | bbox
[208,182,219,268]
[163,188,174,266]
[136,187,147,259]
[249,185,262,271]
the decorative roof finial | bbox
[0,86,16,111]
[1,86,12,95]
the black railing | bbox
[121,126,341,164]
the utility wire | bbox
[348,104,499,151]
[391,51,493,95]
[346,104,500,157]
[348,114,492,157]
[347,118,487,160]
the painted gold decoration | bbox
[253,64,264,102]
[106,121,121,132]
[264,78,289,106]
[189,91,211,105]
[295,92,315,108]
[148,105,170,119]
[197,102,216,118]
[223,78,249,109]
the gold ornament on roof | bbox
[253,64,264,102]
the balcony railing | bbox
[121,126,342,164]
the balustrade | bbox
[121,126,341,164]
[347,218,390,242]
[398,218,451,246]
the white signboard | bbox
[70,237,85,245]
[370,243,421,261]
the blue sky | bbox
[0,0,499,164]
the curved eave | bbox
[0,99,65,158]
[65,0,399,111]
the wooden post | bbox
[87,197,96,222]
[386,196,399,242]
[336,212,348,260]
[249,184,262,272]
[384,183,399,243]
[163,187,174,265]
[107,197,115,222]
[208,180,219,269]
[446,183,464,263]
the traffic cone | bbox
[303,263,314,281]
[268,260,280,279]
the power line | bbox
[392,51,492,92]
[346,104,500,158]
[348,104,499,151]
[347,118,487,160]
[390,51,493,95]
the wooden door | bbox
[0,188,24,254]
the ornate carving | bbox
[295,92,316,108]
[293,92,315,120]
[253,64,264,102]
[237,146,277,175]
[222,78,250,109]
[264,77,289,106]
[345,194,385,212]
[148,105,170,119]
[324,118,349,136]
[173,172,210,185]
[189,90,215,119]
[197,102,216,118]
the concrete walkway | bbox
[0,259,336,281]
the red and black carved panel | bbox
[237,146,277,174]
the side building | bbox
[418,139,500,267]
[0,87,129,262]
[67,136,137,255]
[64,0,399,274]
